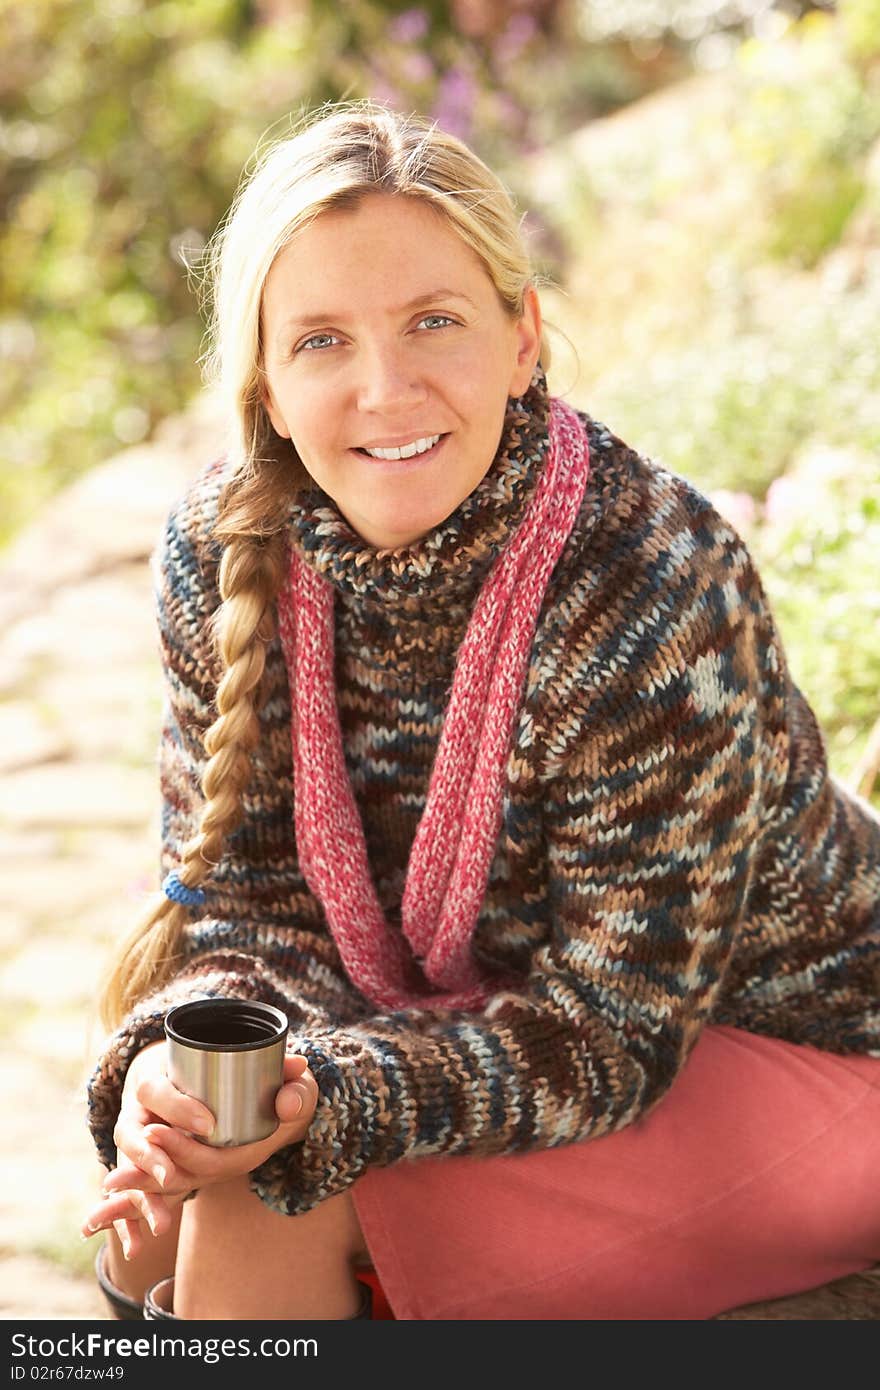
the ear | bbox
[507,285,543,399]
[261,381,291,440]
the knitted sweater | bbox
[87,372,880,1216]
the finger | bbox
[279,1061,317,1099]
[144,1125,230,1178]
[121,1186,176,1239]
[102,1158,164,1196]
[147,1114,304,1174]
[112,1217,142,1263]
[275,1082,303,1122]
[85,1191,154,1235]
[102,1148,198,1199]
[134,1072,215,1138]
[84,1184,183,1237]
[110,1118,182,1190]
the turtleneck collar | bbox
[285,364,551,613]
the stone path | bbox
[0,396,225,1319]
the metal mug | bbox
[164,998,289,1147]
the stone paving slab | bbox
[0,397,215,1320]
[0,762,155,830]
[0,1257,106,1321]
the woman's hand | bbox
[81,1040,318,1257]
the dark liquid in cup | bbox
[166,1006,286,1045]
[179,1014,278,1045]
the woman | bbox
[82,102,880,1322]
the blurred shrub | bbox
[0,0,677,550]
[591,303,880,797]
[750,440,880,792]
[1,0,269,546]
[841,0,880,61]
[588,262,880,499]
[732,5,880,265]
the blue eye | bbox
[294,316,455,355]
[298,333,339,352]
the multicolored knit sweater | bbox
[87,368,880,1216]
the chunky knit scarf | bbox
[277,389,590,1011]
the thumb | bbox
[275,1075,312,1124]
[282,1052,309,1082]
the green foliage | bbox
[1,0,277,545]
[589,266,880,499]
[750,445,880,793]
[841,0,880,61]
[733,10,880,266]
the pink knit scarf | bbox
[277,397,590,1011]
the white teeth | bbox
[362,434,441,460]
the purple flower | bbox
[432,67,478,142]
[494,13,537,64]
[389,7,430,44]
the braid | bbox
[99,466,292,1031]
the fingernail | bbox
[146,1212,158,1236]
[192,1115,214,1136]
[120,1234,131,1260]
[152,1164,167,1187]
[86,1219,103,1233]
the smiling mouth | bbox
[355,433,448,462]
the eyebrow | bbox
[276,289,477,338]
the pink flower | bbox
[763,475,800,528]
[401,51,434,83]
[709,489,758,534]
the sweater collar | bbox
[285,365,551,612]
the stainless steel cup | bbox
[164,998,289,1147]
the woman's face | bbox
[260,193,542,550]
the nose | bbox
[355,340,427,416]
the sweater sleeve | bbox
[245,479,792,1215]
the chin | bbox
[367,509,453,550]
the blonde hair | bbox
[100,99,553,1030]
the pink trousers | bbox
[351,1025,880,1319]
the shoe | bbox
[94,1243,145,1321]
[143,1275,374,1320]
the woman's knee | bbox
[179,1175,368,1264]
[173,1178,369,1319]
